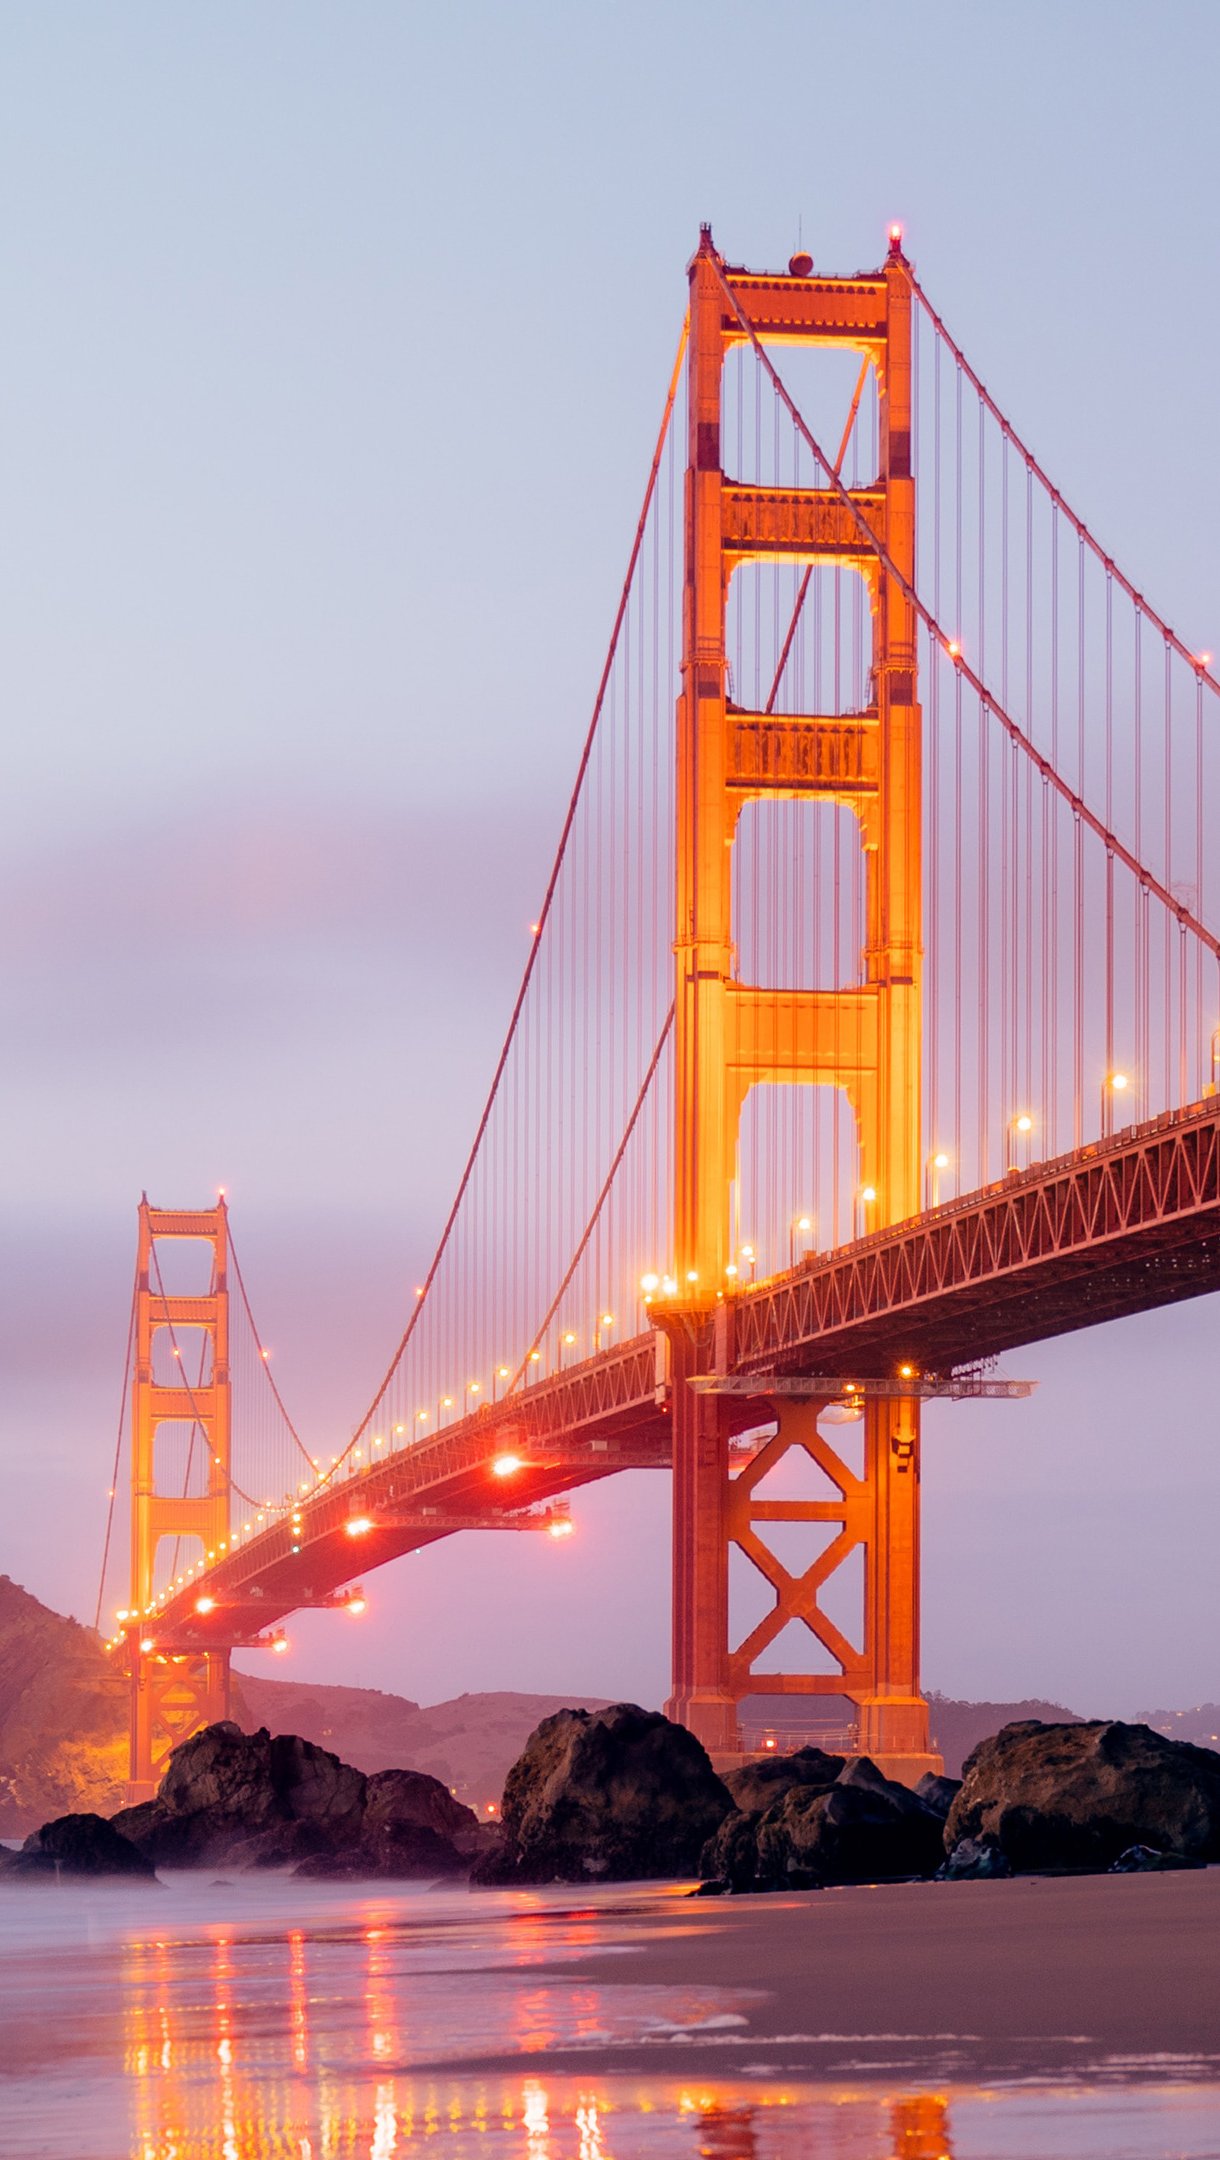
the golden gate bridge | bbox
[96,227,1220,1798]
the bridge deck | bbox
[142,1096,1219,1655]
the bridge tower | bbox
[128,1200,231,1799]
[666,228,936,1776]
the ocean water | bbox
[0,1874,1216,2159]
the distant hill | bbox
[232,1673,612,1811]
[1,1570,1177,1831]
[1137,1704,1220,1749]
[926,1691,1082,1777]
[0,1574,609,1831]
[0,1574,128,1831]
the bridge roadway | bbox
[150,1094,1220,1655]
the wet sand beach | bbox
[460,1867,1220,2088]
[0,1868,1217,2157]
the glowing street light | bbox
[926,1150,951,1208]
[344,1591,367,1616]
[194,1594,216,1616]
[345,1516,374,1538]
[855,1185,878,1236]
[1102,1069,1131,1138]
[789,1213,813,1268]
[1006,1112,1035,1170]
[738,1244,757,1283]
[492,1453,523,1479]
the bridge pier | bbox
[666,1353,940,1785]
[665,1325,739,1752]
[852,1395,939,1784]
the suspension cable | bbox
[338,314,690,1465]
[147,1237,267,1514]
[904,267,1219,697]
[504,1001,674,1398]
[763,353,870,714]
[227,1220,316,1472]
[710,255,1220,961]
[93,1251,139,1632]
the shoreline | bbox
[406,1868,1220,2088]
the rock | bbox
[471,1703,733,1885]
[110,1721,486,1878]
[753,1757,945,1888]
[935,1834,1012,1880]
[721,1745,845,1816]
[945,1720,1220,1873]
[700,1745,851,1892]
[699,1805,774,1893]
[1,1812,156,1879]
[296,1823,469,1881]
[915,1772,962,1820]
[1109,1843,1203,1873]
[701,1755,945,1891]
[364,1768,492,1855]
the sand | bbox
[439,1868,1220,2086]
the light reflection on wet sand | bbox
[0,1879,1216,2158]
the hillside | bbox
[1137,1703,1220,1748]
[0,1575,128,1831]
[231,1673,612,1810]
[0,1571,1133,1830]
[0,1575,610,1830]
[926,1691,1082,1777]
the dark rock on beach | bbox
[471,1702,733,1884]
[754,1757,945,1888]
[936,1833,1012,1880]
[915,1772,962,1819]
[1109,1843,1203,1873]
[702,1752,944,1892]
[110,1721,491,1878]
[946,1719,1220,1872]
[721,1744,846,1815]
[1,1811,156,1880]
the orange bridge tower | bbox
[664,228,936,1777]
[128,1200,232,1799]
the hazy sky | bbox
[3,2,1219,1720]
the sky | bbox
[2,1,1219,1722]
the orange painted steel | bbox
[732,1095,1220,1376]
[132,1097,1220,1784]
[114,233,1220,1798]
[667,229,928,1768]
[128,1201,231,1799]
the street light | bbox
[1005,1112,1035,1168]
[926,1150,951,1208]
[855,1185,877,1236]
[1101,1069,1130,1138]
[789,1214,813,1268]
[738,1244,756,1283]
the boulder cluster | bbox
[0,1721,495,1882]
[3,1704,1218,1890]
[702,1716,1220,1891]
